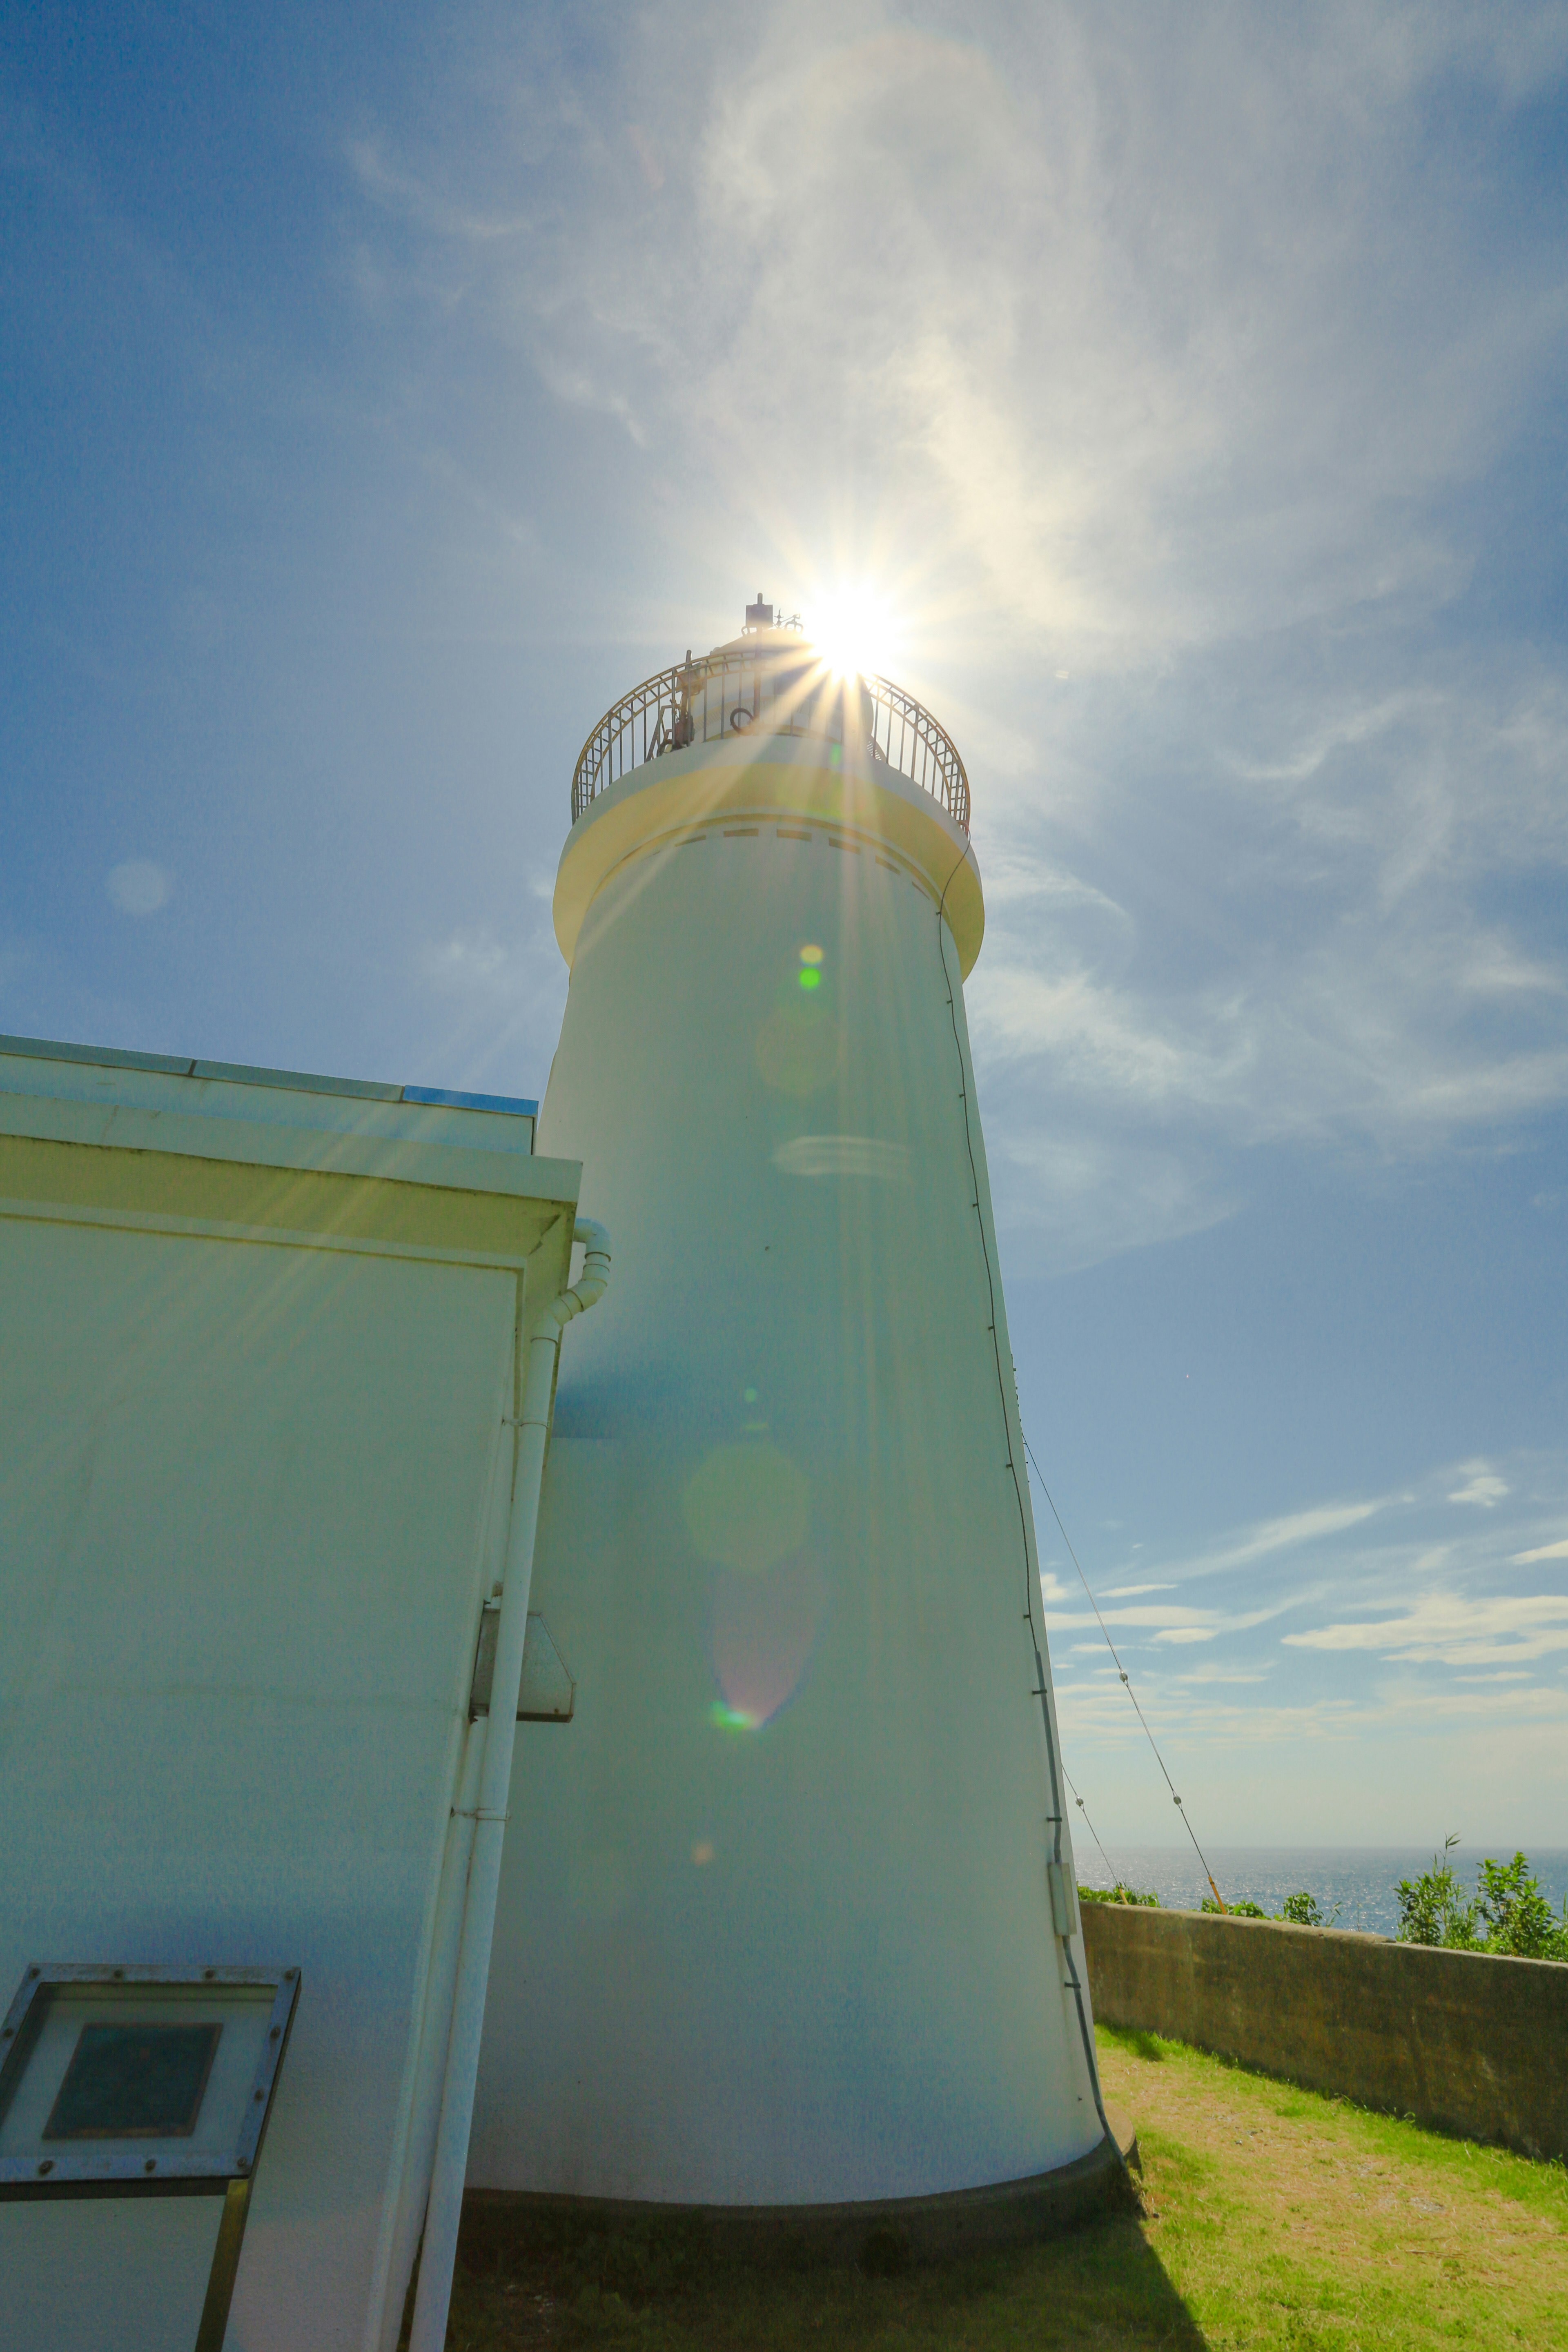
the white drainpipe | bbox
[374,1717,484,2352]
[408,1217,610,2352]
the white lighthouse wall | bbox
[472,808,1098,2208]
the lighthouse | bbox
[468,604,1113,2225]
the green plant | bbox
[1474,1853,1568,1961]
[1277,1889,1340,1927]
[1395,1835,1480,1948]
[1202,1896,1267,1916]
[1079,1882,1160,1906]
[1396,1840,1568,1961]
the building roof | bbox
[0,1031,536,1118]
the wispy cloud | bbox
[1156,1498,1392,1584]
[1448,1466,1510,1509]
[1283,1591,1568,1667]
[334,6,1568,1272]
[347,136,529,245]
[421,927,516,993]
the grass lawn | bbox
[430,2025,1568,2350]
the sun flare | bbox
[810,584,899,681]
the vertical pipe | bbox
[408,1223,610,2352]
[373,1719,486,2352]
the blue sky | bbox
[3,3,1565,1851]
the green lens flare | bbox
[797,969,820,991]
[710,1701,759,1733]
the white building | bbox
[0,1041,593,2349]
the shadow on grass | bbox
[409,2190,1209,2350]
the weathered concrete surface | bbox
[1082,1903,1568,2162]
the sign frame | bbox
[0,1963,301,2352]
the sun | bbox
[810,584,899,680]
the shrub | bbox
[1078,1882,1160,1906]
[1196,1891,1338,1924]
[1396,1836,1480,1949]
[1279,1890,1335,1927]
[1474,1853,1568,1962]
[1396,1839,1568,1960]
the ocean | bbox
[1074,1844,1568,1939]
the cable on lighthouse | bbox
[1061,1763,1118,1889]
[1023,1434,1229,1914]
[931,848,1115,2154]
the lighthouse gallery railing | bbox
[570,648,971,835]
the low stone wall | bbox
[1082,1902,1568,2163]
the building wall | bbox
[0,1059,582,2352]
[1082,1902,1568,2161]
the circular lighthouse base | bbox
[459,2123,1137,2274]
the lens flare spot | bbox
[683,1442,809,1574]
[692,1840,715,1864]
[798,944,824,965]
[710,1701,760,1733]
[755,1000,842,1096]
[710,1552,828,1731]
[797,968,820,991]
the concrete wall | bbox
[1082,1901,1568,2163]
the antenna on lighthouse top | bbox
[743,592,773,632]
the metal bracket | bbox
[468,1605,576,1723]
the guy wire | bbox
[1061,1763,1118,1889]
[1022,1433,1229,1913]
[931,847,1115,2147]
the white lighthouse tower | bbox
[468,604,1114,2230]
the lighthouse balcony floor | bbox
[417,2024,1568,2349]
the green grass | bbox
[427,2026,1568,2350]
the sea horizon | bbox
[1074,1843,1568,1940]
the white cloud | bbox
[1283,1590,1568,1667]
[985,1123,1236,1277]
[1048,1597,1295,1646]
[422,929,512,989]
[1165,1498,1389,1582]
[341,4,1568,1270]
[343,7,1568,661]
[1514,1537,1568,1564]
[1448,1468,1510,1509]
[346,136,528,245]
[106,860,172,916]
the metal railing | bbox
[569,644,970,835]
